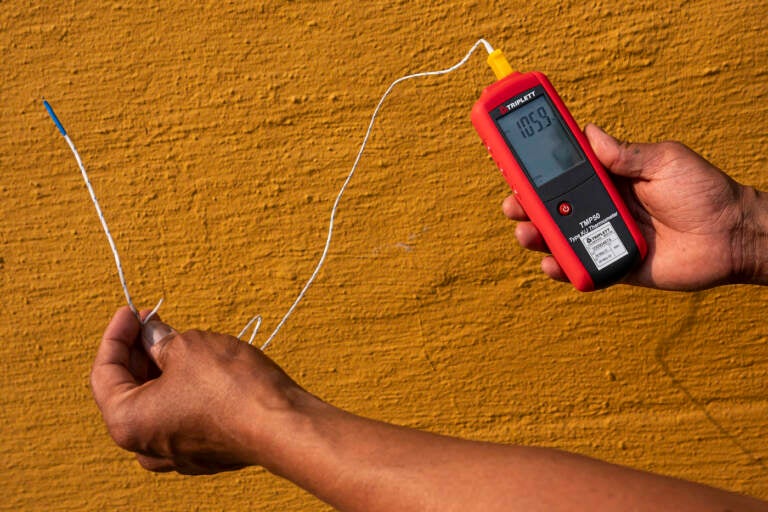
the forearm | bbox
[250,392,767,512]
[735,185,768,286]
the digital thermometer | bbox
[471,50,647,291]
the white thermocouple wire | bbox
[45,38,495,349]
[258,37,494,349]
[43,99,163,325]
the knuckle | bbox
[182,328,203,337]
[656,140,692,168]
[613,140,635,169]
[109,423,139,452]
[657,140,687,159]
[104,405,142,452]
[658,140,686,152]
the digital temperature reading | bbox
[511,99,553,138]
[471,49,647,291]
[497,95,584,187]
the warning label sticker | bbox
[579,221,628,270]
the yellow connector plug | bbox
[487,49,513,80]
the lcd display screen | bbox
[496,95,584,187]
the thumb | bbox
[585,124,658,180]
[141,318,177,369]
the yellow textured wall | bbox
[2,1,767,509]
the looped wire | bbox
[47,38,495,350]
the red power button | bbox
[558,201,572,216]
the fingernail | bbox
[141,320,175,352]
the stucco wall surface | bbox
[1,1,767,510]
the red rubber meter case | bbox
[472,49,647,291]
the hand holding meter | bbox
[472,50,647,291]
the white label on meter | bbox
[580,221,628,270]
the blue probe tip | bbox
[43,98,67,136]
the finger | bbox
[141,319,177,369]
[128,345,151,382]
[502,195,528,221]
[176,462,249,475]
[514,222,549,253]
[127,341,161,383]
[91,306,143,410]
[136,454,246,475]
[125,310,162,381]
[136,454,176,473]
[584,124,659,180]
[541,256,569,282]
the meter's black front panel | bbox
[543,174,642,289]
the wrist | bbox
[240,386,402,511]
[237,379,331,473]
[733,185,768,285]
